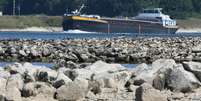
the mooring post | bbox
[108,24,110,34]
[138,24,141,34]
[168,28,170,34]
[13,0,16,16]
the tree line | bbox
[0,0,201,19]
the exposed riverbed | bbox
[1,31,201,101]
[0,37,200,64]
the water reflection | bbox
[0,62,54,68]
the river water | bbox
[0,31,200,40]
[0,62,137,69]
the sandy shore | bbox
[177,28,201,33]
[0,27,63,32]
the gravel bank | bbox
[0,37,200,64]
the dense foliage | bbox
[0,0,201,18]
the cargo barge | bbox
[62,5,178,34]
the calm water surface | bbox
[0,62,138,69]
[0,62,54,68]
[0,31,200,40]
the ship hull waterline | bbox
[63,18,178,34]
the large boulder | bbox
[92,88,136,101]
[0,46,5,55]
[42,47,51,56]
[0,78,7,99]
[35,67,57,82]
[183,61,201,81]
[56,78,89,101]
[5,62,46,82]
[19,49,28,56]
[5,74,23,101]
[5,62,25,74]
[132,59,176,87]
[5,87,22,101]
[63,69,78,81]
[22,94,57,101]
[30,48,41,57]
[6,74,24,90]
[167,64,201,93]
[94,70,131,91]
[22,82,56,98]
[53,71,72,88]
[65,61,79,69]
[0,70,10,79]
[74,68,93,80]
[131,63,150,76]
[135,83,168,101]
[86,60,126,74]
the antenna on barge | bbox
[13,0,16,15]
[72,4,85,15]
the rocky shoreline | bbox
[1,37,201,101]
[0,59,201,101]
[0,37,201,64]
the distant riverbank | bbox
[0,27,63,32]
[0,16,201,33]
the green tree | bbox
[159,0,193,18]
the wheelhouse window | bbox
[143,8,162,14]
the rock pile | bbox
[1,37,201,64]
[0,59,201,101]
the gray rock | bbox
[5,87,22,101]
[22,95,57,101]
[132,59,176,86]
[192,44,201,53]
[74,68,93,80]
[5,62,56,83]
[151,59,176,73]
[131,63,150,76]
[170,92,184,100]
[56,78,89,101]
[167,64,201,93]
[63,69,78,81]
[53,71,72,88]
[153,73,167,90]
[135,83,168,101]
[35,68,57,82]
[7,47,17,54]
[30,48,41,57]
[4,73,22,101]
[79,63,92,69]
[0,78,6,95]
[0,46,5,55]
[65,61,79,69]
[19,49,28,56]
[80,53,89,61]
[65,52,78,62]
[183,61,201,82]
[0,71,10,79]
[42,47,51,56]
[5,62,24,74]
[6,74,24,91]
[5,62,36,77]
[94,71,131,90]
[0,95,5,101]
[22,82,56,98]
[86,60,126,74]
